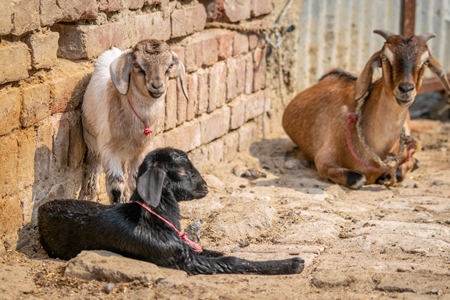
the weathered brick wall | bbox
[0,0,297,253]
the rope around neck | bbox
[134,201,203,253]
[127,97,155,136]
[347,94,407,186]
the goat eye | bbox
[380,55,387,61]
[422,61,429,67]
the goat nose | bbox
[398,82,414,94]
[151,82,163,89]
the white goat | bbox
[81,39,188,203]
[282,30,450,189]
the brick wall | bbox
[0,0,291,252]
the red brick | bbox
[253,47,267,92]
[171,4,207,38]
[226,58,238,101]
[201,35,219,66]
[28,31,59,70]
[217,32,234,60]
[245,90,270,122]
[197,69,209,116]
[223,131,239,162]
[10,0,40,35]
[177,81,187,125]
[17,128,36,189]
[21,84,51,127]
[171,45,185,69]
[186,73,198,121]
[184,41,202,72]
[188,146,208,171]
[126,0,145,9]
[0,195,22,238]
[69,118,86,169]
[40,0,97,27]
[49,62,92,114]
[248,33,264,50]
[223,0,251,22]
[207,139,224,164]
[151,134,166,149]
[251,0,273,17]
[135,12,171,41]
[0,2,13,35]
[236,56,246,95]
[50,114,70,171]
[0,133,18,198]
[229,97,246,130]
[0,88,21,136]
[163,120,201,152]
[145,0,161,5]
[238,122,256,152]
[208,61,227,112]
[35,118,52,180]
[98,0,121,12]
[200,106,231,144]
[244,53,253,94]
[53,23,125,60]
[165,79,177,131]
[154,104,165,135]
[0,42,30,84]
[233,32,249,56]
[189,4,207,32]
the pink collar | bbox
[346,113,387,173]
[134,200,203,253]
[127,97,155,136]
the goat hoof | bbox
[291,257,305,274]
[346,171,366,189]
[412,159,420,171]
[110,189,126,204]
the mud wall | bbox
[0,0,301,252]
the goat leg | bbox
[183,254,304,275]
[315,151,367,189]
[106,173,127,204]
[79,150,102,200]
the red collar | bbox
[127,98,155,136]
[134,200,203,253]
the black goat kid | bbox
[38,148,304,275]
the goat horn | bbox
[418,33,436,43]
[373,29,395,40]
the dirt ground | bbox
[1,120,449,299]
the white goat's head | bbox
[110,39,188,100]
[355,30,450,105]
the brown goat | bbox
[282,30,450,189]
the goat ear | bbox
[110,49,134,95]
[428,54,450,94]
[355,51,382,101]
[136,166,166,208]
[171,51,189,101]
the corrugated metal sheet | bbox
[295,0,450,91]
[415,0,450,77]
[296,0,401,91]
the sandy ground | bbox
[1,120,449,300]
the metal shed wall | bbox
[294,0,450,92]
[415,0,450,76]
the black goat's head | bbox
[135,148,208,207]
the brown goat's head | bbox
[110,39,188,100]
[355,30,450,105]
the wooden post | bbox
[402,0,416,37]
